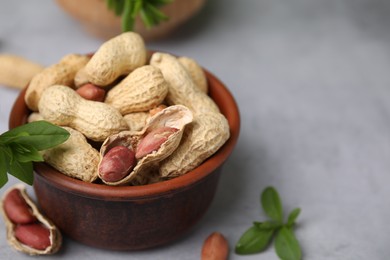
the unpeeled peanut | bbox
[99,145,136,182]
[136,127,179,159]
[43,127,100,182]
[0,54,44,89]
[38,85,128,142]
[25,53,90,111]
[105,65,169,115]
[14,224,51,251]
[201,232,229,260]
[76,83,105,101]
[160,113,230,178]
[150,52,219,115]
[178,56,208,93]
[82,32,147,86]
[123,112,149,131]
[3,189,36,224]
[27,112,44,123]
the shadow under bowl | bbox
[9,69,240,251]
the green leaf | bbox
[114,0,125,15]
[121,0,138,31]
[275,226,302,260]
[0,132,29,145]
[261,186,283,223]
[1,121,69,150]
[2,144,14,165]
[9,143,44,163]
[235,225,275,255]
[253,221,282,230]
[106,0,115,10]
[0,149,8,188]
[8,160,33,185]
[145,3,169,22]
[287,208,301,227]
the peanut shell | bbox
[150,52,219,115]
[178,56,208,93]
[42,127,100,182]
[25,53,90,111]
[105,65,168,114]
[83,32,147,86]
[99,105,193,185]
[159,112,230,178]
[38,85,128,142]
[0,184,62,255]
[123,111,150,131]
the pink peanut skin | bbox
[3,189,37,224]
[14,223,51,250]
[135,127,179,159]
[99,145,136,182]
[76,83,106,102]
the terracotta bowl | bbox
[9,69,240,251]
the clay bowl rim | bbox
[9,69,240,201]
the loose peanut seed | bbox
[3,189,37,224]
[135,127,179,159]
[76,83,105,101]
[14,223,51,251]
[99,145,136,182]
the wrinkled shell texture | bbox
[105,65,168,114]
[150,52,219,115]
[124,111,150,131]
[38,85,128,141]
[0,184,62,255]
[178,56,208,93]
[23,32,231,187]
[43,127,100,182]
[160,113,230,178]
[25,54,90,111]
[84,32,147,86]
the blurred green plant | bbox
[105,0,172,32]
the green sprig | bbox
[0,121,70,188]
[235,187,303,260]
[105,0,172,32]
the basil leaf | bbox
[254,221,282,230]
[275,226,302,260]
[261,186,283,223]
[0,149,8,188]
[235,225,275,255]
[8,160,33,185]
[0,131,29,145]
[9,143,44,163]
[0,121,69,150]
[2,144,14,165]
[287,208,301,227]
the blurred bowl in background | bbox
[56,0,207,41]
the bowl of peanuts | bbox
[8,32,240,251]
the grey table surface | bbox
[1,0,390,259]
